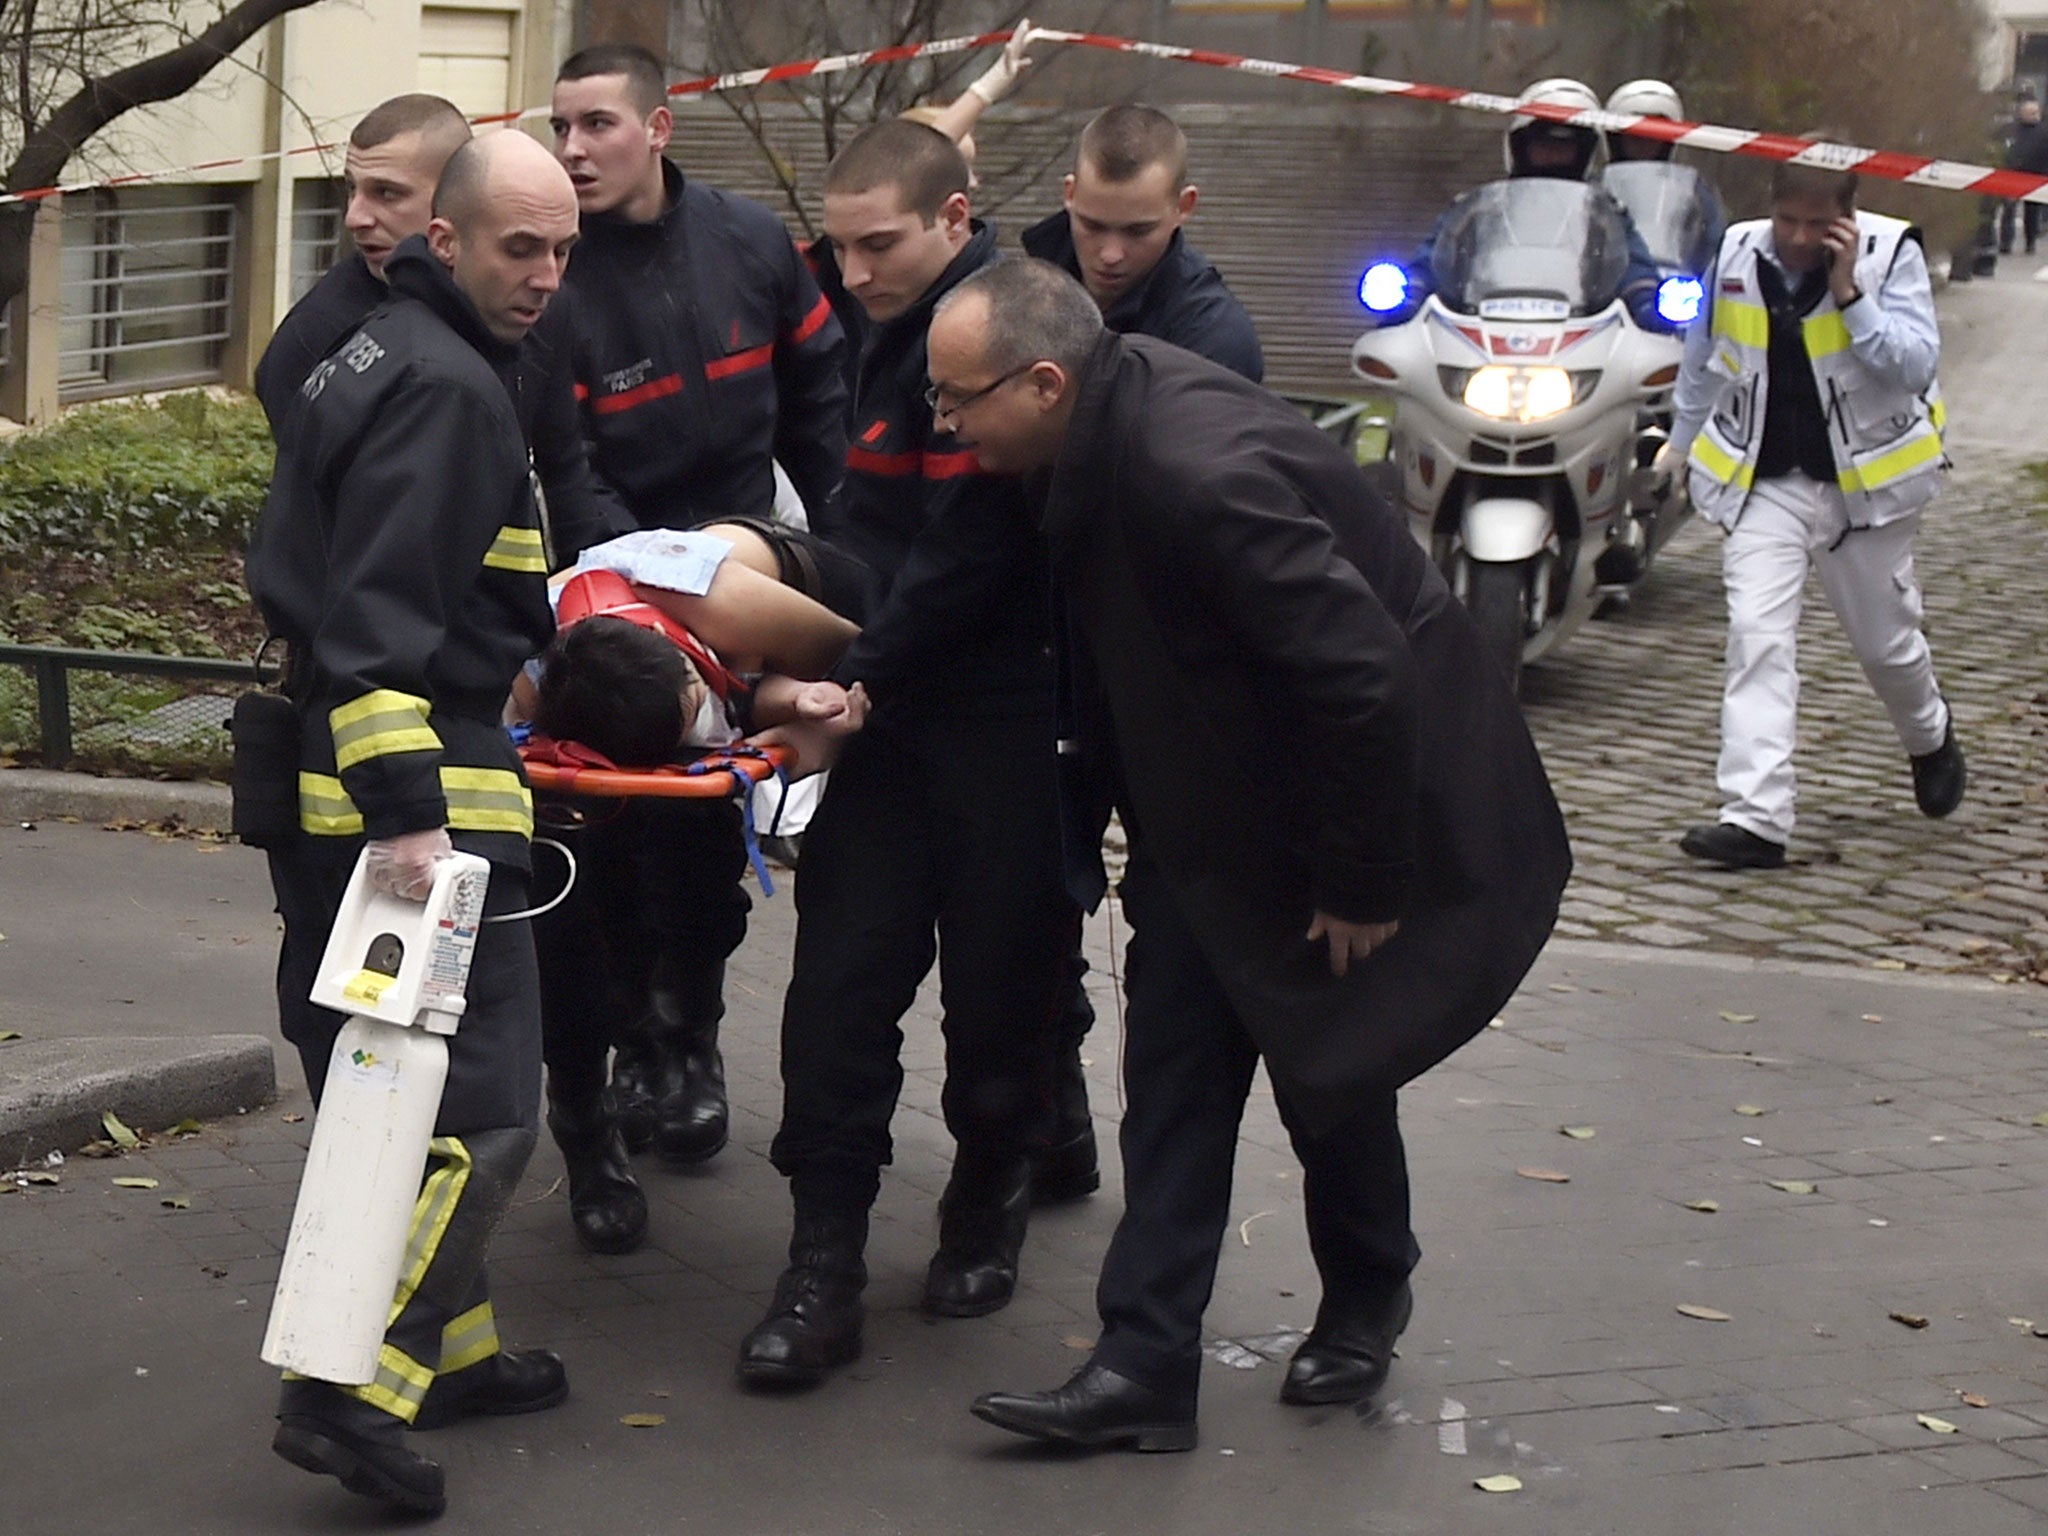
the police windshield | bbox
[1600,162,1725,276]
[1429,179,1631,318]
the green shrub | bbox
[0,391,274,557]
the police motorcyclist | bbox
[1393,78,1670,331]
[1603,78,1684,163]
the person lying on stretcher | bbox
[509,522,871,775]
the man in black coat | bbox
[2001,94,2048,255]
[926,259,1570,1452]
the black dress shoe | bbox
[274,1414,446,1517]
[1911,724,1966,819]
[409,1349,569,1431]
[547,1095,648,1255]
[971,1364,1198,1452]
[924,1154,1030,1317]
[1281,1282,1413,1406]
[1678,822,1786,869]
[737,1211,868,1387]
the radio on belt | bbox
[261,850,491,1384]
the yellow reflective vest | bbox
[1686,213,1945,529]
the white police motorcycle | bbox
[1352,178,1701,692]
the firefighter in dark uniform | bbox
[1021,104,1263,384]
[256,94,630,567]
[537,47,849,1249]
[735,121,1073,1387]
[247,133,578,1518]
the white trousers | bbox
[1715,473,1949,842]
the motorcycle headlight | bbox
[1463,366,1575,423]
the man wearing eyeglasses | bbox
[736,119,1075,1388]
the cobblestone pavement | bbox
[1519,257,2048,983]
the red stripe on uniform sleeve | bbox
[704,342,775,381]
[590,373,684,415]
[922,449,983,479]
[846,445,923,476]
[786,292,834,345]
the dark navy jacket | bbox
[255,249,630,564]
[562,161,848,528]
[1021,211,1263,381]
[819,222,1050,711]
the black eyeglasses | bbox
[924,363,1033,418]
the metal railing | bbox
[0,642,256,769]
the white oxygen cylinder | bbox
[261,850,491,1384]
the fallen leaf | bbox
[1547,983,1578,994]
[1676,1303,1732,1322]
[2007,1317,2035,1330]
[1734,1104,1770,1117]
[1718,1010,1758,1024]
[281,1113,305,1124]
[168,1118,204,1136]
[1960,1392,1991,1409]
[111,1176,159,1190]
[18,1170,59,1185]
[1487,1016,1505,1029]
[1062,1335,1095,1352]
[1768,1180,1817,1195]
[1474,1474,1522,1493]
[2030,1112,2048,1129]
[1860,1014,1884,1023]
[1515,1167,1571,1183]
[1683,1199,1720,1213]
[0,1029,20,1042]
[1871,959,1907,971]
[1889,1311,1930,1330]
[618,1413,666,1428]
[161,1195,191,1210]
[1916,1414,1957,1434]
[1560,1125,1596,1139]
[101,1111,141,1150]
[1740,1136,1764,1146]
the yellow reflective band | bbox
[1711,297,1769,350]
[388,1137,473,1328]
[1690,433,1755,491]
[1801,310,1852,359]
[340,1343,436,1421]
[1838,429,1944,495]
[441,766,533,838]
[298,772,365,836]
[298,768,531,839]
[438,1301,500,1376]
[483,525,548,574]
[330,690,440,772]
[1928,395,1948,432]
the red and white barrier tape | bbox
[5,28,2042,208]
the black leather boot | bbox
[1281,1280,1414,1406]
[737,1209,868,1387]
[649,957,730,1167]
[546,1087,647,1255]
[924,1151,1031,1317]
[607,1033,659,1154]
[1030,1044,1100,1205]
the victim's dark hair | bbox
[532,617,692,767]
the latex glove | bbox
[966,19,1038,106]
[365,827,453,902]
[1650,437,1681,493]
[1304,912,1400,978]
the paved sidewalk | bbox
[7,818,2048,1535]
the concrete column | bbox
[1,194,65,427]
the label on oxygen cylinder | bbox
[417,867,487,1009]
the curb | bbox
[1,1034,276,1170]
[0,767,231,833]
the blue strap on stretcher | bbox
[684,745,785,896]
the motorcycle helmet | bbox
[1604,79,1684,162]
[1506,78,1602,180]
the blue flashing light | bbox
[1359,261,1411,314]
[1656,275,1704,328]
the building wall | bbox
[1,0,568,426]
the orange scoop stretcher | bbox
[518,733,792,799]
